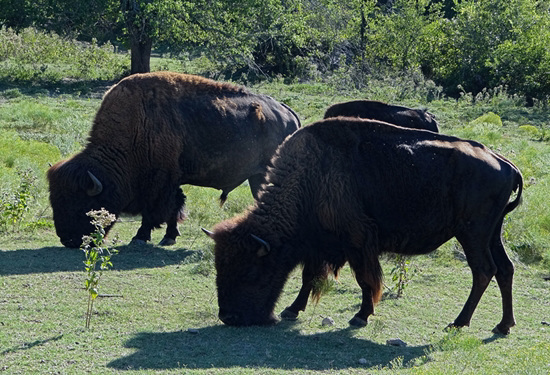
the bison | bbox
[324,100,439,132]
[48,71,300,248]
[206,117,522,335]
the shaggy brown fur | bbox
[210,118,522,334]
[48,72,300,248]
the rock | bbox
[321,317,335,326]
[358,358,368,365]
[386,338,407,347]
[187,328,199,334]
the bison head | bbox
[207,223,286,326]
[48,159,118,248]
[417,109,439,132]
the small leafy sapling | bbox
[389,254,417,298]
[0,169,36,232]
[81,208,118,329]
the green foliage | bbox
[0,168,36,232]
[2,0,550,100]
[425,0,550,100]
[81,208,118,329]
[519,125,550,142]
[0,26,128,83]
[388,254,417,298]
[470,112,503,127]
[433,328,483,352]
[366,0,442,71]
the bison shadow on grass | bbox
[107,326,432,371]
[0,244,197,276]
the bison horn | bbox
[251,234,271,257]
[201,228,214,238]
[86,171,103,196]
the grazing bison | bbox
[206,117,522,334]
[324,100,439,132]
[48,71,300,248]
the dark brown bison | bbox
[206,117,522,335]
[48,71,300,248]
[324,100,439,132]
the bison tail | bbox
[504,168,523,216]
[219,192,228,207]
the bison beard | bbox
[209,118,522,335]
[47,71,300,248]
[324,99,439,133]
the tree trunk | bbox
[130,37,152,74]
[121,0,152,75]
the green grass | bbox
[1,222,549,374]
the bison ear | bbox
[201,228,214,238]
[251,234,270,257]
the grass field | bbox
[1,200,549,374]
[1,67,550,374]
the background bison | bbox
[324,100,439,132]
[48,71,300,248]
[207,117,522,334]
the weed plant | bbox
[388,254,417,298]
[81,208,118,329]
[0,169,35,232]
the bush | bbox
[425,0,550,102]
[0,26,129,83]
[0,168,36,233]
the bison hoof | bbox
[280,308,299,321]
[492,324,511,335]
[158,237,176,246]
[349,316,368,327]
[444,321,467,332]
[130,238,149,246]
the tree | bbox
[120,0,153,74]
[365,0,443,71]
[0,0,120,42]
[0,0,269,75]
[425,0,550,101]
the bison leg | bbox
[490,218,516,335]
[280,264,318,320]
[132,187,186,246]
[348,256,383,327]
[449,230,497,330]
[158,220,180,246]
[159,188,186,246]
[132,221,154,244]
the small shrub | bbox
[470,112,503,127]
[519,125,540,139]
[0,88,22,99]
[388,254,417,298]
[81,208,118,329]
[0,26,128,84]
[0,168,36,232]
